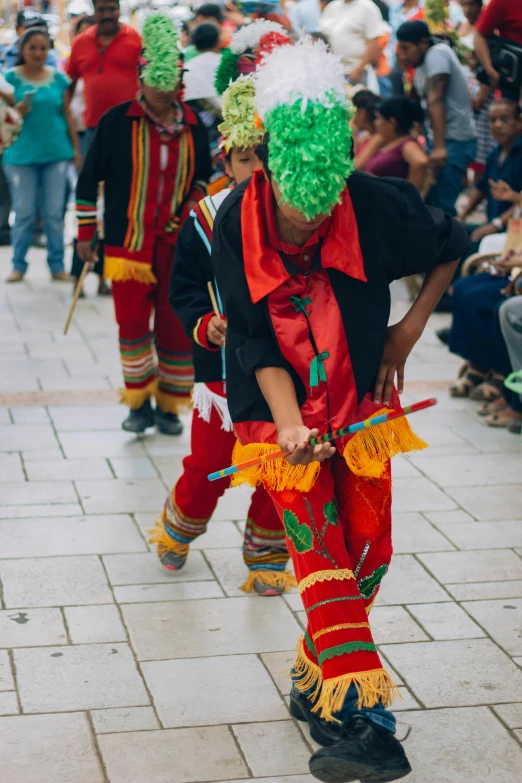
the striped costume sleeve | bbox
[76,199,98,242]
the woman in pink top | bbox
[364,97,429,189]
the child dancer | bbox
[211,39,469,782]
[150,76,295,596]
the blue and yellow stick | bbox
[208,397,437,481]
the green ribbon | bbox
[289,295,312,317]
[310,351,330,388]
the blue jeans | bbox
[293,682,396,735]
[5,160,68,274]
[427,138,477,217]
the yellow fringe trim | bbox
[230,441,320,491]
[343,408,428,478]
[366,599,376,615]
[312,669,401,722]
[298,568,355,594]
[119,379,157,409]
[312,623,371,642]
[293,637,400,722]
[293,637,323,700]
[240,569,297,593]
[105,256,158,285]
[148,519,190,558]
[155,388,192,415]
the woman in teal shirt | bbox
[3,26,80,282]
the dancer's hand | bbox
[374,321,420,406]
[206,315,226,347]
[278,426,335,466]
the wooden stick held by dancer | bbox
[207,398,437,481]
[207,280,220,317]
[63,261,90,336]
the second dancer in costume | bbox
[212,38,469,782]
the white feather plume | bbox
[229,19,287,54]
[254,37,347,119]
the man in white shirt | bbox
[183,22,222,108]
[320,0,384,83]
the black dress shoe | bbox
[122,400,155,433]
[155,406,183,436]
[309,716,411,783]
[436,327,451,346]
[289,687,342,747]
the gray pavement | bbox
[0,247,522,782]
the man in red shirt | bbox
[67,0,141,149]
[474,0,522,98]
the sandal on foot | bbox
[52,271,73,282]
[477,397,507,417]
[469,373,505,402]
[485,409,522,428]
[97,280,111,296]
[5,270,24,283]
[449,365,486,398]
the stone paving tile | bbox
[398,707,522,783]
[388,478,456,513]
[437,520,522,550]
[0,515,146,558]
[0,480,77,506]
[0,556,112,607]
[76,478,167,514]
[391,512,454,554]
[0,691,19,715]
[445,580,522,601]
[260,651,295,695]
[122,597,302,661]
[109,457,159,478]
[191,522,244,550]
[0,454,24,482]
[0,424,58,452]
[98,726,248,783]
[233,721,311,776]
[148,455,184,486]
[213,484,254,521]
[462,599,522,656]
[15,643,149,712]
[48,404,123,431]
[375,555,448,606]
[419,550,522,584]
[370,606,429,644]
[91,706,160,734]
[204,547,265,596]
[21,448,65,461]
[0,713,105,783]
[0,502,84,519]
[58,430,148,458]
[143,654,288,727]
[423,509,476,524]
[114,581,224,603]
[493,703,522,729]
[381,639,522,707]
[451,419,522,454]
[64,605,128,644]
[39,375,112,391]
[25,458,113,481]
[0,608,67,647]
[103,552,213,585]
[9,407,49,424]
[393,686,421,711]
[0,651,15,690]
[406,602,485,640]
[409,453,522,487]
[446,485,522,520]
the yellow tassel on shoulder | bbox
[230,441,320,491]
[240,569,297,593]
[343,408,428,478]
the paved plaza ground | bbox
[0,247,522,782]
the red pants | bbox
[158,402,289,575]
[112,237,193,412]
[267,452,395,720]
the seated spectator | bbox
[458,99,522,252]
[183,23,222,107]
[397,20,477,217]
[474,0,522,101]
[364,97,428,188]
[351,89,381,167]
[494,292,522,433]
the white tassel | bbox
[192,383,234,432]
[229,19,288,54]
[254,36,347,120]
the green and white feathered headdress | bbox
[141,13,180,93]
[254,37,354,220]
[218,75,264,153]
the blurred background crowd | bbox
[0,0,520,434]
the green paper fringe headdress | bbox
[218,75,264,152]
[141,13,180,93]
[254,37,354,221]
